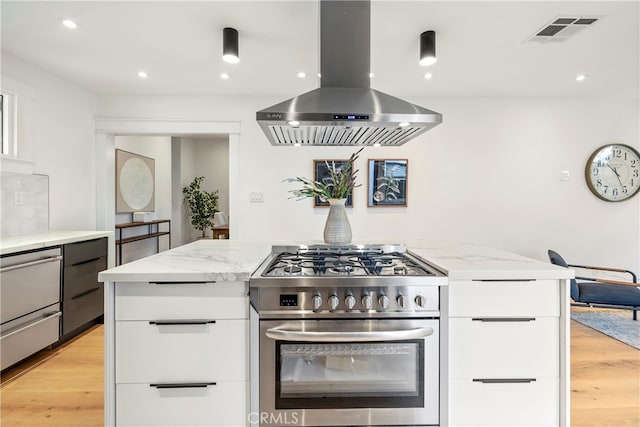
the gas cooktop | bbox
[260,244,437,278]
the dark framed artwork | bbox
[115,149,155,213]
[313,159,354,207]
[367,159,408,207]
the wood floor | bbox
[1,321,638,427]
[1,326,103,426]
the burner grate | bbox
[262,249,437,277]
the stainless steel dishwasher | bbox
[1,247,62,370]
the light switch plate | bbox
[250,192,264,203]
[14,191,24,205]
[560,171,570,181]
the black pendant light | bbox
[223,27,239,64]
[419,30,436,66]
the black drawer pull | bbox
[150,382,216,389]
[149,320,216,326]
[473,378,537,384]
[149,281,215,285]
[70,287,101,300]
[70,257,102,267]
[472,317,536,322]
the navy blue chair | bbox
[548,250,640,321]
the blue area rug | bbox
[571,310,640,350]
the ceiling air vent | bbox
[526,16,603,43]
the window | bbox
[1,90,17,157]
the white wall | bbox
[1,53,98,230]
[114,136,172,264]
[97,94,640,274]
[9,48,634,275]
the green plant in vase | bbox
[286,148,363,244]
[287,147,363,201]
[183,176,220,238]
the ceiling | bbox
[1,1,638,99]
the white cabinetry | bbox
[106,281,249,427]
[444,279,566,427]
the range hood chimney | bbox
[256,0,442,146]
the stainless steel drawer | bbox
[0,248,62,324]
[0,304,61,370]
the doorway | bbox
[95,119,240,267]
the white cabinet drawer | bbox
[449,377,559,426]
[448,280,559,317]
[115,281,248,320]
[116,381,247,426]
[449,317,559,378]
[116,319,247,383]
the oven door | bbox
[258,318,439,427]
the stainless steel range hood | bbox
[256,0,442,146]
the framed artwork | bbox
[115,149,155,213]
[313,159,354,207]
[367,159,408,207]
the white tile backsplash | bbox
[1,173,49,236]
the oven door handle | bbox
[265,326,434,342]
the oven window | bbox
[275,340,424,409]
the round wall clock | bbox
[585,143,640,202]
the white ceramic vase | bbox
[323,198,352,245]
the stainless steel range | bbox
[249,244,445,427]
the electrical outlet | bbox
[14,191,24,205]
[250,192,264,203]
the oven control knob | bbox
[345,295,356,310]
[415,295,427,308]
[361,294,373,310]
[328,295,340,310]
[378,295,389,309]
[312,294,323,310]
[396,295,407,308]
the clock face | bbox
[585,144,640,202]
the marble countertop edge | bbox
[0,230,113,255]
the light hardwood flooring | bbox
[1,320,639,427]
[1,326,103,426]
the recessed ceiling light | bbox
[297,72,306,78]
[288,120,300,127]
[137,71,148,79]
[317,73,322,78]
[60,19,78,29]
[574,74,587,82]
[220,72,230,80]
[424,72,433,80]
[369,72,375,78]
[293,143,302,147]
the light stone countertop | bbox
[97,239,572,284]
[98,239,272,283]
[408,240,574,281]
[0,230,113,255]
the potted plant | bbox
[287,148,363,244]
[183,176,220,238]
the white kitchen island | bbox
[410,241,573,427]
[99,239,573,427]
